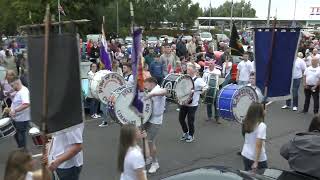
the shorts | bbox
[143,122,161,143]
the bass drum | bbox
[161,74,194,105]
[108,85,152,126]
[217,84,258,123]
[90,70,126,104]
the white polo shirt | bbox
[237,60,254,82]
[187,76,208,107]
[48,123,84,169]
[293,57,307,79]
[149,85,166,125]
[304,66,320,86]
[242,122,267,162]
[120,146,146,180]
[11,86,30,122]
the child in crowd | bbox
[241,102,268,171]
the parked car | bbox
[216,33,230,42]
[125,36,133,45]
[159,35,168,42]
[182,35,193,42]
[115,38,125,45]
[162,166,319,180]
[147,36,158,46]
[199,32,213,42]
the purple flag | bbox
[100,33,112,71]
[131,28,144,115]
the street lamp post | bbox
[267,0,272,26]
[241,6,244,30]
[230,0,234,35]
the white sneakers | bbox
[148,162,159,173]
[91,114,101,119]
[281,105,298,111]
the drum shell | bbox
[217,84,258,123]
[29,127,44,146]
[90,70,126,104]
[204,76,218,104]
[161,74,194,105]
[0,118,16,140]
[108,85,152,126]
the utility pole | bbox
[267,0,271,26]
[209,0,212,32]
[116,0,119,36]
[230,0,234,35]
[58,0,61,34]
[241,6,244,30]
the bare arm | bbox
[236,70,240,81]
[254,138,264,164]
[149,88,167,97]
[49,143,82,171]
[136,168,147,180]
[14,103,29,112]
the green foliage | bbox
[203,0,256,18]
[0,0,202,36]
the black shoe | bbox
[299,111,307,114]
[237,151,242,156]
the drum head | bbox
[94,71,126,104]
[162,74,181,99]
[0,118,11,126]
[232,85,258,123]
[112,86,152,126]
[175,75,194,105]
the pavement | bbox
[0,94,315,180]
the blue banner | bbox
[254,28,301,100]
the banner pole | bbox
[42,4,50,180]
[263,18,277,109]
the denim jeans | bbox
[55,166,82,180]
[88,98,99,116]
[13,121,29,148]
[179,106,198,136]
[243,157,268,171]
[100,102,109,122]
[206,94,219,119]
[286,78,301,107]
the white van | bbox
[199,32,213,42]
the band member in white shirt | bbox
[306,48,320,67]
[143,77,167,173]
[202,60,221,123]
[221,56,233,87]
[47,124,84,180]
[9,76,30,149]
[301,57,320,114]
[282,52,307,111]
[122,62,134,86]
[179,64,208,143]
[237,52,254,86]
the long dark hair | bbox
[4,150,32,180]
[117,124,137,172]
[309,115,320,132]
[243,102,265,134]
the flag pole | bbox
[263,18,277,109]
[41,4,50,180]
[58,0,61,34]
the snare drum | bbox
[217,84,258,123]
[29,127,44,146]
[108,85,152,126]
[161,74,194,105]
[90,70,126,104]
[0,118,16,139]
[203,75,218,104]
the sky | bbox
[192,0,320,20]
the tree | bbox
[203,0,256,18]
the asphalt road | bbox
[0,95,315,180]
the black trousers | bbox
[179,105,198,136]
[303,86,319,114]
